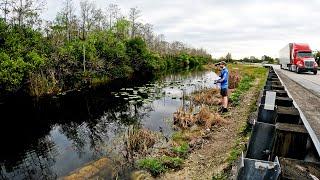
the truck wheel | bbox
[296,67,300,74]
[314,70,318,75]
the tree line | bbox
[217,53,277,64]
[0,0,212,97]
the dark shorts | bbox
[220,88,228,97]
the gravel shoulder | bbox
[278,69,320,97]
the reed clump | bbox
[228,70,241,89]
[173,108,197,129]
[192,88,221,106]
[196,106,227,129]
[124,126,157,155]
[173,106,227,129]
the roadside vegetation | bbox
[212,64,267,179]
[0,0,212,97]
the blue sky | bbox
[42,0,320,59]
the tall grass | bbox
[124,126,157,158]
[192,88,221,106]
[228,70,241,89]
[229,76,254,105]
[228,64,267,105]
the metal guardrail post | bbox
[274,67,320,156]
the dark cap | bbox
[214,61,227,66]
[219,61,227,65]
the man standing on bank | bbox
[214,61,229,113]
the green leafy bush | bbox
[137,156,184,176]
[0,53,28,91]
[172,142,190,158]
[160,156,184,169]
[137,158,166,176]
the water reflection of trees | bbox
[57,96,154,161]
[0,91,155,179]
[0,135,58,180]
[0,70,209,179]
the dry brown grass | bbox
[192,88,221,106]
[228,70,241,89]
[173,108,197,129]
[173,106,227,129]
[124,126,157,155]
[196,106,227,129]
[204,64,242,90]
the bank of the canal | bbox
[0,69,219,179]
[160,64,268,179]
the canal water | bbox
[0,70,219,179]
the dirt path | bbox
[160,80,261,180]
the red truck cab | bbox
[279,43,318,74]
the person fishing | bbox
[214,61,229,113]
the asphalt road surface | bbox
[275,67,320,155]
[279,68,320,97]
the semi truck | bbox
[279,43,318,74]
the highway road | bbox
[279,69,320,97]
[275,67,320,155]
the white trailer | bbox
[279,43,292,70]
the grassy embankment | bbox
[212,64,268,179]
[132,64,268,177]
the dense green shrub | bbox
[0,53,28,91]
[137,158,166,176]
[0,19,211,96]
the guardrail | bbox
[236,66,320,180]
[275,68,320,156]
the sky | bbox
[42,0,320,59]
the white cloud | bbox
[42,0,320,59]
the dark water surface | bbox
[0,70,218,180]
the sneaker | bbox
[222,108,228,113]
[218,106,223,112]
